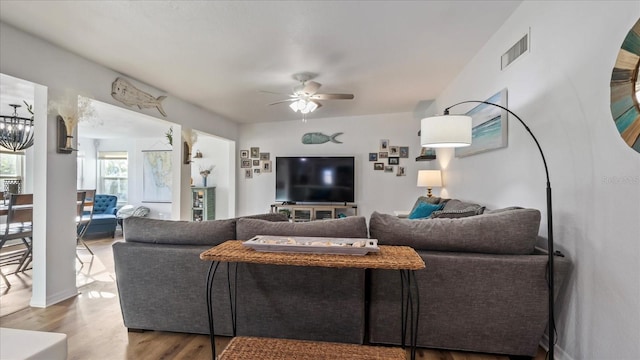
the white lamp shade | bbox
[421,115,472,148]
[417,170,442,187]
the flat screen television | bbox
[275,156,355,203]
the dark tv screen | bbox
[275,157,355,203]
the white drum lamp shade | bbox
[420,115,472,148]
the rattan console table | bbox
[200,240,425,359]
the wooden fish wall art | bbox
[111,77,167,117]
[301,132,343,144]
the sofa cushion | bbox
[236,216,368,240]
[90,213,117,223]
[124,217,236,246]
[369,209,541,255]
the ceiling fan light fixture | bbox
[302,100,318,114]
[289,99,318,114]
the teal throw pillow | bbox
[408,202,443,219]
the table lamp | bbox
[417,170,442,197]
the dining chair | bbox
[0,193,33,288]
[77,189,96,256]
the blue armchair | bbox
[84,194,118,238]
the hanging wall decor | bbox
[111,77,168,117]
[610,19,640,153]
[455,88,508,158]
[301,132,343,144]
[142,150,172,203]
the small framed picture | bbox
[389,146,399,156]
[250,147,260,158]
[241,159,251,168]
[384,166,394,173]
[262,160,272,172]
[380,139,389,151]
[419,147,437,159]
[244,169,253,178]
[399,146,409,158]
[396,166,406,176]
[240,150,249,158]
[260,152,270,161]
[388,157,399,165]
[252,159,260,166]
[374,162,384,170]
[379,152,388,159]
[254,168,261,174]
[369,153,378,161]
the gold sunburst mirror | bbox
[610,18,640,153]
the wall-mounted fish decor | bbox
[111,77,167,117]
[301,132,343,144]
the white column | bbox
[31,87,78,307]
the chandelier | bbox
[0,104,34,151]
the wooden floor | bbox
[0,234,548,360]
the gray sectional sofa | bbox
[113,203,570,357]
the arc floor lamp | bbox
[421,101,557,360]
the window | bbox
[98,151,128,202]
[0,151,24,184]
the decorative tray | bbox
[242,236,379,256]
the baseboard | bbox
[30,288,79,308]
[540,334,574,360]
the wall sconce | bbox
[183,141,191,164]
[57,115,76,153]
[193,150,203,159]
[51,92,94,154]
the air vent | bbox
[501,33,529,70]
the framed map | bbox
[142,150,172,203]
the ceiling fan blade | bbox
[260,90,296,97]
[268,99,298,106]
[310,93,354,100]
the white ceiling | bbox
[0,1,522,124]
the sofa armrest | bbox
[368,250,571,357]
[112,241,235,335]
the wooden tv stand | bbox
[270,203,358,222]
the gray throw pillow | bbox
[236,216,368,240]
[430,207,479,219]
[369,209,541,255]
[442,199,485,215]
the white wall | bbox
[190,132,233,219]
[237,112,438,219]
[434,2,640,359]
[0,21,239,306]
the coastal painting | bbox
[455,88,508,158]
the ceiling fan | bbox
[266,73,354,116]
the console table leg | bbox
[400,270,420,360]
[226,262,238,336]
[409,270,420,360]
[206,261,221,359]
